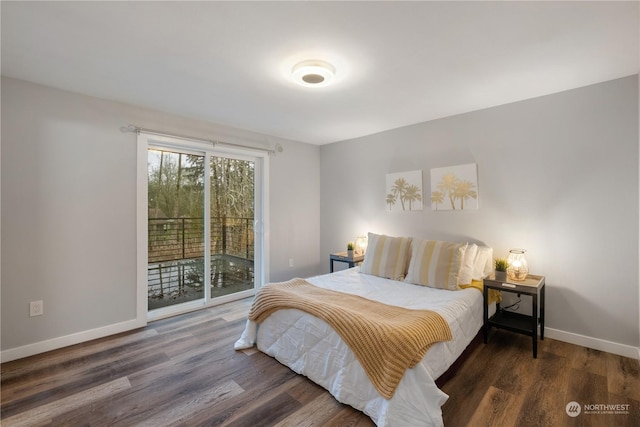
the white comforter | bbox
[234,267,484,426]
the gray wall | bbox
[320,75,639,348]
[2,75,638,356]
[1,77,321,353]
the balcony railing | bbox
[148,217,254,309]
[149,216,254,263]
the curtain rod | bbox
[120,124,282,155]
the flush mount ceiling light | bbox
[292,60,335,87]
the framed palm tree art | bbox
[385,170,423,212]
[430,163,478,211]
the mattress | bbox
[235,267,487,426]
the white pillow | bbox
[472,246,493,281]
[457,243,478,285]
[482,247,494,277]
[405,239,468,290]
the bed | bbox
[235,234,495,426]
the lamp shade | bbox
[506,249,528,281]
[354,235,368,256]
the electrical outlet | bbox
[29,300,43,317]
[289,258,294,268]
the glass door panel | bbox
[147,149,205,310]
[210,156,255,298]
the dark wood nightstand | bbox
[329,252,364,273]
[483,273,546,358]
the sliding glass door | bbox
[209,155,255,299]
[139,133,265,319]
[147,149,205,310]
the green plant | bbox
[347,242,354,251]
[494,257,509,272]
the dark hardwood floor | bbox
[2,298,639,426]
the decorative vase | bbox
[494,270,507,281]
[507,248,529,281]
[347,249,354,258]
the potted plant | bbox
[494,257,509,281]
[347,242,354,258]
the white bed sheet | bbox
[234,267,487,426]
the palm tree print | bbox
[404,184,422,211]
[431,164,478,210]
[386,193,397,211]
[391,178,409,211]
[437,173,458,210]
[431,190,444,210]
[453,180,477,209]
[385,171,423,211]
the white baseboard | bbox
[544,327,639,360]
[0,317,146,363]
[2,318,637,363]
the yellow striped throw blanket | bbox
[248,278,452,399]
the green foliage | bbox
[209,156,255,219]
[347,242,354,250]
[148,150,205,219]
[148,150,256,261]
[148,149,254,220]
[494,257,509,272]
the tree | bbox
[148,149,256,260]
[148,150,205,219]
[209,157,255,219]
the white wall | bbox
[320,75,639,354]
[1,77,321,358]
[270,140,322,281]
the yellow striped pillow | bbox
[404,239,468,290]
[360,233,412,281]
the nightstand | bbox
[329,252,364,273]
[483,273,545,358]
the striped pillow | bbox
[359,232,412,281]
[405,239,468,290]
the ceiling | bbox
[1,1,638,145]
